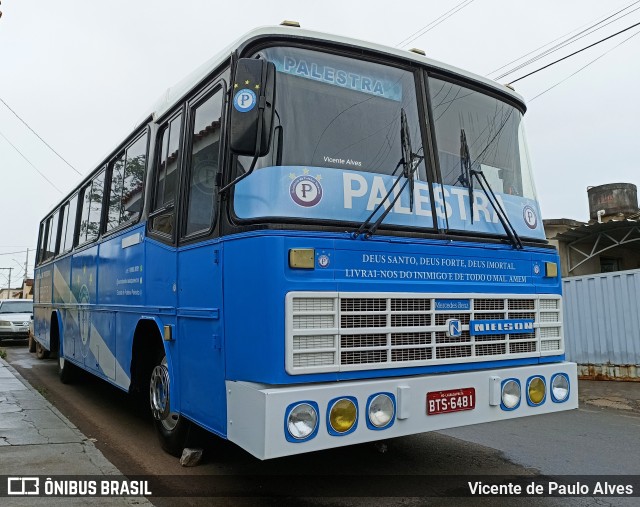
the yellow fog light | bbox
[328,397,358,435]
[527,376,546,406]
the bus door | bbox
[176,85,226,434]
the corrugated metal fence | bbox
[563,269,640,380]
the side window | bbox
[78,182,92,244]
[58,204,68,253]
[151,114,182,235]
[37,221,47,264]
[107,154,125,231]
[184,89,223,236]
[45,211,60,260]
[107,133,148,231]
[122,134,147,223]
[62,195,78,253]
[79,168,106,244]
[88,170,106,241]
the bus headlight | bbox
[367,393,395,429]
[328,397,358,435]
[501,379,521,410]
[527,376,546,406]
[286,402,318,441]
[551,373,570,403]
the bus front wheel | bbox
[58,353,78,384]
[150,354,190,457]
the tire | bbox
[35,341,50,360]
[149,353,190,456]
[28,333,36,353]
[58,349,77,384]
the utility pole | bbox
[0,267,13,298]
[23,249,29,297]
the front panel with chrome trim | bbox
[286,292,562,375]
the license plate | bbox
[427,387,475,415]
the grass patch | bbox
[0,348,6,360]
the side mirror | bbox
[229,58,276,157]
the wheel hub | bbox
[149,359,180,431]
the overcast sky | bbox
[1,0,639,281]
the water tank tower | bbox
[587,183,638,221]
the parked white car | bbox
[0,299,33,344]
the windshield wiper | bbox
[459,129,474,223]
[352,109,423,239]
[460,128,523,249]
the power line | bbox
[487,1,640,78]
[397,0,475,48]
[508,19,640,85]
[530,26,640,101]
[0,250,29,256]
[0,130,64,193]
[0,97,82,176]
[494,2,640,81]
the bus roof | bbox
[142,25,525,126]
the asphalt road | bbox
[3,342,639,507]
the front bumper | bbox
[0,327,29,339]
[227,361,578,460]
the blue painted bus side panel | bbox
[34,264,54,349]
[99,227,146,307]
[223,232,562,385]
[144,237,178,310]
[176,243,227,436]
[71,246,100,373]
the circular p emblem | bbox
[290,175,323,207]
[523,205,538,229]
[233,88,257,112]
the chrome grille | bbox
[341,298,386,312]
[341,350,387,364]
[391,298,431,312]
[287,293,563,374]
[475,299,505,311]
[509,299,535,310]
[476,343,507,356]
[436,330,471,344]
[391,314,431,327]
[341,314,387,328]
[341,334,386,348]
[391,332,431,346]
[392,348,432,362]
[437,345,472,359]
[474,312,505,320]
[435,313,470,325]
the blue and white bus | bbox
[33,23,576,460]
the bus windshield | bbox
[233,46,545,240]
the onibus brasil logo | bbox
[289,168,323,207]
